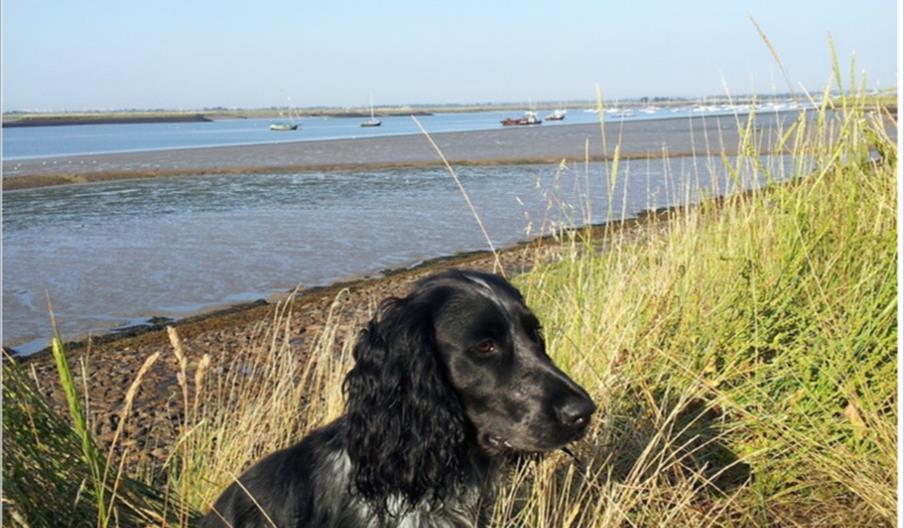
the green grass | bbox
[507,113,896,526]
[2,56,897,526]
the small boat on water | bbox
[610,108,635,118]
[501,111,542,126]
[545,109,567,121]
[270,97,300,131]
[361,95,382,127]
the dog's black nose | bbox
[555,397,596,428]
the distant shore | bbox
[1,110,436,128]
[0,99,656,126]
[1,113,799,191]
[2,113,214,128]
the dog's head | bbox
[425,270,595,453]
[344,269,595,508]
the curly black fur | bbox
[344,291,471,515]
[201,269,596,528]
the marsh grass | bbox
[2,324,178,526]
[2,50,897,526]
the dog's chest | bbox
[319,451,492,528]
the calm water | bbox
[2,104,807,160]
[3,156,793,354]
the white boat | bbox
[545,109,567,121]
[610,108,635,118]
[269,122,298,131]
[605,99,622,114]
[270,98,300,131]
[361,95,382,127]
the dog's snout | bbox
[555,395,596,428]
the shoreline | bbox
[9,174,783,471]
[5,221,594,361]
[1,111,436,128]
[2,114,213,128]
[2,112,800,191]
[11,200,683,362]
[9,249,495,361]
[5,164,754,360]
[10,234,548,464]
[11,209,670,467]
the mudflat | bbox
[2,113,792,190]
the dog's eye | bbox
[475,339,496,354]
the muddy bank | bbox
[2,113,798,191]
[11,205,674,471]
[13,241,539,467]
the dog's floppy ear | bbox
[343,288,468,514]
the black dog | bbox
[202,269,595,527]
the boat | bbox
[500,111,542,126]
[360,95,382,127]
[545,109,567,121]
[269,98,300,131]
[609,108,635,118]
[269,122,298,131]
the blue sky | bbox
[2,1,898,111]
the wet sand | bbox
[2,113,790,190]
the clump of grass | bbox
[2,324,179,526]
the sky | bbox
[2,1,898,111]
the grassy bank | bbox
[2,61,897,526]
[505,113,897,525]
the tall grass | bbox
[3,333,177,526]
[2,60,896,526]
[507,106,897,526]
[164,289,360,515]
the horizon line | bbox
[3,87,896,115]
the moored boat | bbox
[501,111,542,126]
[269,123,298,131]
[361,95,382,127]
[610,108,635,118]
[545,109,566,121]
[270,97,301,131]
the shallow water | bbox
[3,156,794,354]
[2,104,806,160]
